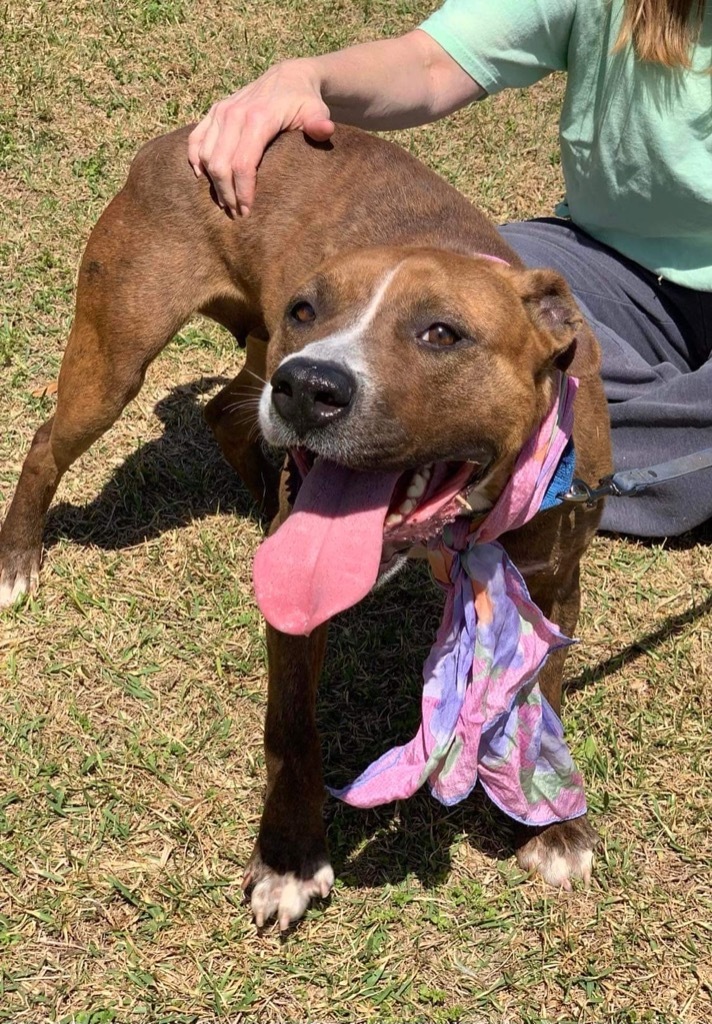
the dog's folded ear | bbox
[511,268,601,376]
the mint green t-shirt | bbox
[420,0,712,291]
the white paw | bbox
[250,863,334,930]
[0,564,39,610]
[517,822,597,890]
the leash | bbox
[562,446,712,509]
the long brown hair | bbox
[615,0,706,67]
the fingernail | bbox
[239,204,250,217]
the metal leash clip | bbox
[561,476,622,508]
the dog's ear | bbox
[512,268,598,374]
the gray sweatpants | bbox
[499,218,712,538]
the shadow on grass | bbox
[565,587,712,696]
[45,376,268,551]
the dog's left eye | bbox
[419,323,461,346]
[289,301,316,324]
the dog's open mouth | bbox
[291,448,484,544]
[253,449,488,636]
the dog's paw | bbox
[515,815,598,890]
[0,551,40,610]
[243,851,334,930]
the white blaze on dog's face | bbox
[253,245,586,635]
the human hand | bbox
[188,59,335,217]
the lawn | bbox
[1,2,711,1021]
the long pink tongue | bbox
[253,459,400,635]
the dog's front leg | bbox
[243,621,334,930]
[513,561,599,889]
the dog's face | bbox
[259,246,583,544]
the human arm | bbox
[187,29,484,217]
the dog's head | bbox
[261,246,584,531]
[254,246,588,634]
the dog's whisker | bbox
[226,385,265,396]
[227,414,263,429]
[245,368,269,385]
[222,394,263,406]
[222,399,262,415]
[223,387,264,399]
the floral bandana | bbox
[330,374,586,826]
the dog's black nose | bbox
[270,358,356,434]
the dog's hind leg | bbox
[0,176,239,609]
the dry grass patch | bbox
[1,1,711,1022]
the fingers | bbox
[188,103,281,214]
[191,105,334,217]
[187,115,211,179]
[187,65,335,217]
[229,107,337,215]
[301,115,336,142]
[188,110,219,180]
[189,103,239,209]
[226,113,276,216]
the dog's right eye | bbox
[289,301,316,324]
[419,322,461,347]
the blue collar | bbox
[539,439,576,512]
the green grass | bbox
[1,1,711,1021]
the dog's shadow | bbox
[45,376,261,550]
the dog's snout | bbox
[270,358,356,434]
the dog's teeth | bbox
[407,473,427,499]
[399,498,416,515]
[385,512,404,527]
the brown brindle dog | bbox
[0,125,611,930]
